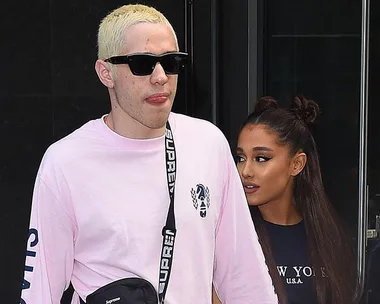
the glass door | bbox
[364,0,380,302]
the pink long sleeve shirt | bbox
[21,113,277,304]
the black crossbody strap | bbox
[78,122,176,304]
[158,121,177,304]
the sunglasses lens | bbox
[119,53,187,76]
[128,55,156,76]
[161,54,187,75]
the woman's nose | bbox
[241,162,254,179]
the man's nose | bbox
[150,63,169,85]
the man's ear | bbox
[95,59,115,89]
[291,152,307,176]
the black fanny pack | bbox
[81,122,177,304]
[85,278,158,304]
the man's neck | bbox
[105,112,166,139]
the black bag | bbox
[85,278,158,304]
[81,122,177,304]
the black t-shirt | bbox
[265,220,318,304]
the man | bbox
[21,4,277,304]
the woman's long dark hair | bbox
[240,96,359,304]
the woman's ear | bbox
[291,152,307,176]
[95,59,115,89]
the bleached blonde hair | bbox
[97,4,178,60]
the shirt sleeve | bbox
[20,169,75,304]
[213,145,278,304]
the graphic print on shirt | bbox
[277,265,327,285]
[21,228,39,304]
[191,184,210,218]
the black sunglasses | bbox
[104,52,188,76]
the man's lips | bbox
[145,93,170,104]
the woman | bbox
[234,96,358,304]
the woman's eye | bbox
[255,156,271,162]
[236,155,245,163]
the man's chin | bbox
[146,110,171,129]
[142,118,168,131]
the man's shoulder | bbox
[170,112,226,141]
[42,119,101,167]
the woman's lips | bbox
[243,183,260,194]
